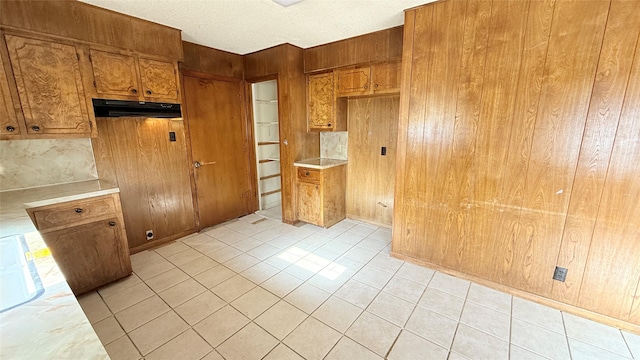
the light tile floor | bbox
[78,215,640,360]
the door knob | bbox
[194,161,201,168]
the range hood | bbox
[92,99,181,118]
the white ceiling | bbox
[79,0,434,55]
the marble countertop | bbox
[293,157,348,169]
[0,179,117,359]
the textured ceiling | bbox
[79,0,434,55]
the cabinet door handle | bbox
[31,125,40,132]
[6,126,15,132]
[131,88,138,94]
[374,83,379,88]
[108,221,116,227]
[305,171,310,176]
[146,89,153,95]
[75,208,83,213]
[363,84,368,90]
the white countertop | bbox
[0,179,117,359]
[293,157,348,169]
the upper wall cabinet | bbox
[335,61,401,97]
[370,61,402,95]
[0,40,21,137]
[335,67,371,96]
[5,35,96,137]
[307,72,347,132]
[89,49,180,103]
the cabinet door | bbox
[308,73,335,130]
[335,67,371,96]
[90,49,140,98]
[371,62,401,95]
[5,35,93,135]
[138,58,179,102]
[297,181,322,226]
[0,48,20,136]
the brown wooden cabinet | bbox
[0,39,21,138]
[89,49,180,103]
[335,67,371,96]
[27,193,132,295]
[296,165,346,228]
[307,72,346,132]
[370,61,402,95]
[4,35,96,137]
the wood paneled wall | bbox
[347,96,399,226]
[244,44,320,224]
[92,118,195,252]
[181,41,244,79]
[303,26,403,73]
[0,0,183,60]
[393,0,640,328]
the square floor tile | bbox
[133,258,176,282]
[177,256,218,277]
[103,282,154,313]
[193,266,236,289]
[97,274,143,298]
[346,311,401,357]
[395,262,435,284]
[451,324,509,360]
[382,275,426,303]
[230,237,263,252]
[353,265,394,289]
[130,250,163,269]
[284,283,331,314]
[460,301,510,341]
[418,287,465,320]
[204,225,235,238]
[155,241,191,258]
[174,291,226,326]
[211,275,256,302]
[325,336,382,360]
[511,317,570,360]
[510,345,549,360]
[387,330,448,360]
[344,246,378,263]
[115,295,170,332]
[367,291,415,326]
[208,245,243,263]
[104,335,141,360]
[223,253,261,273]
[192,240,227,256]
[312,296,363,333]
[145,329,212,360]
[193,305,250,347]
[166,248,203,267]
[263,344,304,360]
[405,305,458,349]
[335,279,379,308]
[145,268,190,293]
[466,283,511,315]
[261,271,304,297]
[217,230,250,245]
[568,338,631,360]
[563,312,631,357]
[367,253,404,273]
[247,243,281,260]
[231,286,279,319]
[428,272,470,298]
[356,238,389,253]
[158,278,206,308]
[128,311,189,355]
[77,291,112,324]
[283,257,325,280]
[284,317,341,360]
[93,316,125,345]
[241,262,279,284]
[623,331,640,359]
[255,300,308,340]
[217,323,278,360]
[512,296,564,334]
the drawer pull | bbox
[305,171,310,176]
[75,208,83,213]
[146,89,153,95]
[108,221,116,227]
[131,88,138,94]
[6,126,15,132]
[31,125,41,132]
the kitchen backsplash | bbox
[320,131,348,160]
[0,139,98,191]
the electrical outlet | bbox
[145,230,154,241]
[553,266,568,282]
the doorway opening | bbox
[250,80,282,221]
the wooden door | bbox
[5,35,93,135]
[139,58,179,101]
[371,62,401,95]
[296,181,321,225]
[335,67,371,96]
[347,96,399,226]
[307,73,335,130]
[90,49,140,98]
[183,75,252,228]
[42,218,131,295]
[0,45,20,136]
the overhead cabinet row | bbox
[307,61,401,132]
[0,32,180,140]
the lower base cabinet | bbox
[296,165,346,228]
[27,193,132,295]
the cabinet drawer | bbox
[297,168,321,183]
[32,196,117,230]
